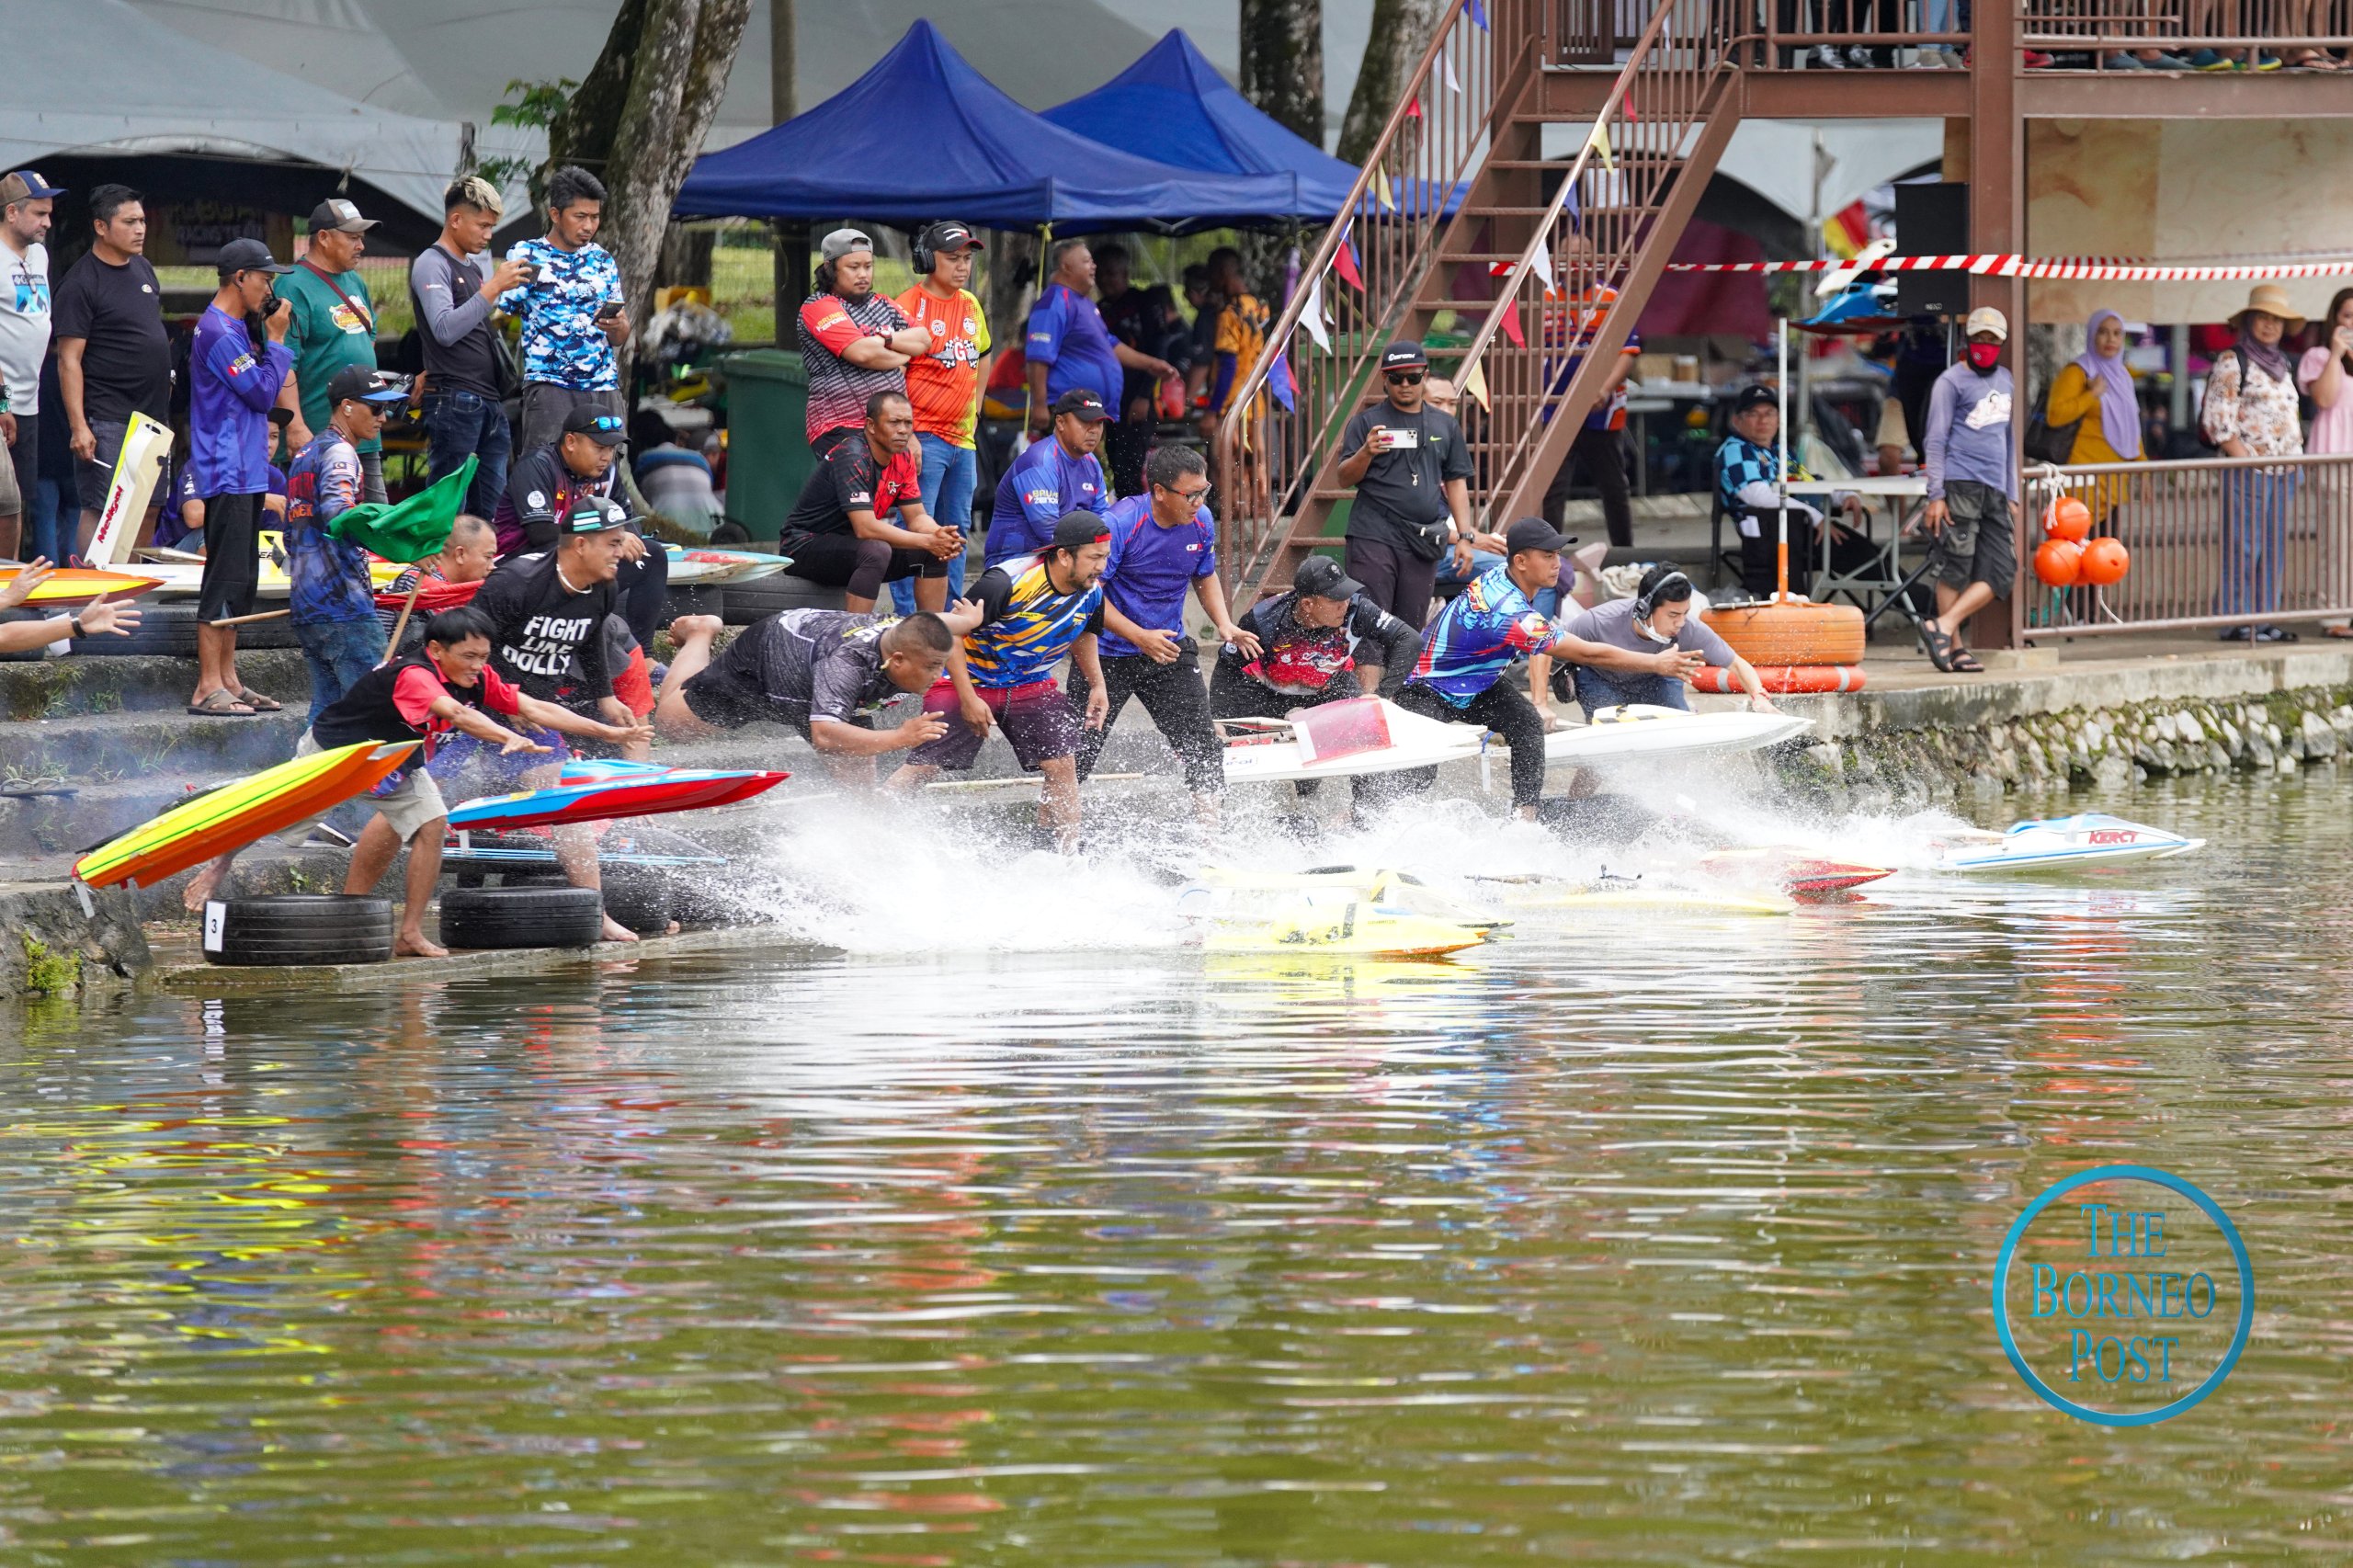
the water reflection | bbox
[0,773,2346,1562]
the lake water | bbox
[2,772,2346,1563]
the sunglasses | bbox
[1385,370,1426,385]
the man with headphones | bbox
[1545,563,1778,720]
[892,221,990,612]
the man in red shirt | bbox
[778,389,963,611]
[797,228,933,455]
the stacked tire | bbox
[202,894,393,966]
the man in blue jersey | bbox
[1071,445,1256,829]
[889,511,1112,850]
[1024,239,1175,457]
[1387,517,1700,818]
[986,389,1112,565]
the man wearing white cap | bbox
[798,228,932,456]
[1918,305,2018,674]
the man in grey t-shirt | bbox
[409,176,532,519]
[1546,565,1778,719]
[0,169,63,561]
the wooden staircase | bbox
[1215,0,1748,607]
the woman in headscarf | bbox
[2043,308,2144,525]
[2298,286,2353,636]
[2201,285,2308,642]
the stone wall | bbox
[0,882,150,1002]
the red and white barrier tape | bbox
[1664,254,2353,281]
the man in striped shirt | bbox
[798,229,933,455]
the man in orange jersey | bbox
[891,221,989,611]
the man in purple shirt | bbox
[187,235,294,716]
[1025,239,1174,459]
[986,389,1113,566]
[1069,445,1258,830]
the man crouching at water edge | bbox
[181,607,637,957]
[1381,517,1705,820]
[885,511,1113,851]
[1536,564,1778,722]
[432,497,654,941]
[653,604,983,777]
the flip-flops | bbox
[232,687,284,712]
[187,690,257,717]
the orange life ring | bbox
[1699,599,1865,665]
[1691,664,1867,693]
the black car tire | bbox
[438,884,603,949]
[202,893,393,966]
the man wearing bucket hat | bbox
[2204,284,2309,642]
[799,227,933,455]
[1917,305,2019,674]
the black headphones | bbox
[1634,569,1692,623]
[913,222,962,278]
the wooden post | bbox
[377,582,426,664]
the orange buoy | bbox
[2079,536,2131,585]
[1690,664,1867,694]
[2044,496,2092,543]
[1698,600,1865,667]
[2034,537,2084,587]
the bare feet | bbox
[668,613,722,643]
[394,932,450,960]
[599,914,641,943]
[182,852,236,912]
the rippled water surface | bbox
[5,775,2350,1564]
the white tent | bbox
[7,0,536,223]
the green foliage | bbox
[478,78,578,201]
[19,936,76,997]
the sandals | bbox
[1920,621,1958,673]
[232,687,283,712]
[188,690,258,717]
[1949,647,1984,673]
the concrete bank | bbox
[1767,636,2353,806]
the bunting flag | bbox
[1466,0,1490,31]
[1372,166,1396,212]
[1438,43,1461,92]
[1267,346,1297,413]
[1653,252,2346,280]
[1460,356,1490,410]
[1334,229,1365,290]
[1531,232,1555,292]
[1587,122,1616,174]
[1499,302,1525,348]
[1405,96,1423,119]
[1298,272,1332,353]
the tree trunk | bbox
[1339,0,1439,165]
[1238,0,1326,145]
[769,0,800,333]
[564,0,751,382]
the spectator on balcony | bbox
[2192,290,2305,640]
[1917,307,2019,674]
[499,166,631,458]
[2204,286,2306,642]
[2043,307,2144,524]
[1026,239,1175,468]
[1336,341,1475,629]
[2299,286,2353,637]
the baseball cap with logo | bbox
[1050,389,1110,422]
[309,198,379,234]
[0,170,64,206]
[1053,511,1113,551]
[1294,554,1365,602]
[215,236,293,278]
[1964,306,2010,342]
[918,221,983,256]
[821,227,876,263]
[563,406,630,446]
[326,367,409,406]
[560,496,631,534]
[1381,340,1430,371]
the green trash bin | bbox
[719,349,813,543]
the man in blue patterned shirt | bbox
[498,165,631,457]
[284,368,409,723]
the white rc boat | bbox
[1930,812,2205,874]
[1538,704,1815,767]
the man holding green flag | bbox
[283,368,410,722]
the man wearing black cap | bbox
[182,235,295,717]
[0,169,63,562]
[892,221,990,611]
[986,388,1112,567]
[494,403,671,650]
[779,388,962,612]
[1385,517,1700,818]
[1713,383,1867,599]
[1336,340,1482,628]
[441,494,655,942]
[277,198,388,501]
[799,227,931,454]
[284,366,410,723]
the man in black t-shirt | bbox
[779,389,962,612]
[51,183,172,554]
[1334,340,1488,629]
[493,404,673,648]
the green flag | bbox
[326,457,478,563]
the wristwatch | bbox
[68,614,85,639]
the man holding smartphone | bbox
[1335,340,1481,629]
[498,165,630,457]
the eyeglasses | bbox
[1158,482,1213,504]
[1385,370,1426,386]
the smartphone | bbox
[594,301,623,324]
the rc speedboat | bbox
[445,758,788,831]
[1216,698,1487,785]
[1929,812,2204,874]
[1190,864,1512,930]
[1539,703,1814,767]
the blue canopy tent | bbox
[1040,29,1359,220]
[673,19,1303,232]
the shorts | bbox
[426,723,572,800]
[196,491,264,624]
[1926,479,2018,591]
[905,678,1078,772]
[781,529,949,586]
[286,729,449,845]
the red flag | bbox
[1499,304,1525,348]
[1405,96,1423,119]
[1333,234,1364,291]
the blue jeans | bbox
[1573,664,1692,719]
[423,390,511,521]
[26,477,66,565]
[892,433,974,614]
[296,617,388,727]
[2216,468,2299,619]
